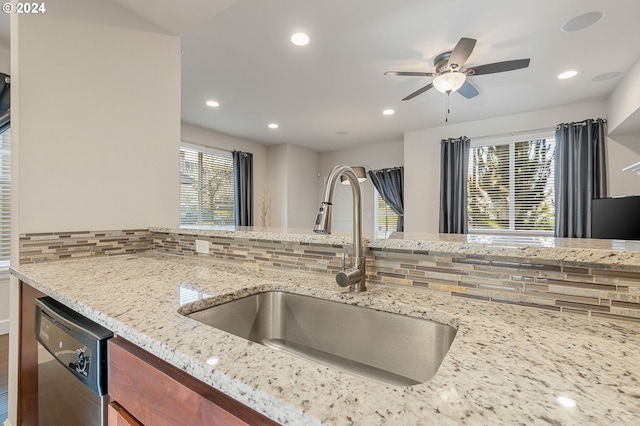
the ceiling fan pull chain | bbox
[445,92,450,123]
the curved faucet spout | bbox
[314,165,366,292]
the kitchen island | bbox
[11,235,640,425]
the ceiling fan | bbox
[385,37,530,101]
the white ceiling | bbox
[110,0,238,35]
[176,0,640,151]
[5,1,640,152]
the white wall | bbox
[608,132,640,196]
[9,1,181,423]
[605,52,640,195]
[266,144,287,227]
[266,144,319,229]
[608,56,640,134]
[181,122,268,226]
[0,276,8,334]
[13,2,180,233]
[404,99,608,233]
[319,140,403,234]
[285,145,320,229]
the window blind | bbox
[0,128,9,268]
[180,145,235,227]
[467,138,555,232]
[375,191,399,233]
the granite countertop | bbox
[12,252,640,425]
[151,226,640,269]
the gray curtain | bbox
[555,118,607,238]
[233,151,253,227]
[439,137,470,234]
[368,167,404,232]
[0,73,9,134]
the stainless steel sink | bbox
[184,291,457,386]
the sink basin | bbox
[184,291,457,386]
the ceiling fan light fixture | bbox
[432,71,466,94]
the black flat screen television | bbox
[591,196,640,240]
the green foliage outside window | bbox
[467,139,555,232]
[180,147,235,227]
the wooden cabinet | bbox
[108,401,143,426]
[108,337,279,426]
[17,281,278,426]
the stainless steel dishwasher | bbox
[35,297,113,426]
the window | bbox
[0,128,9,270]
[467,138,555,233]
[180,144,235,228]
[374,190,399,235]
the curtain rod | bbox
[470,126,556,142]
[470,118,607,142]
[556,118,607,129]
[181,139,232,154]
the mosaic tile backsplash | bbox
[19,228,640,322]
[19,229,153,264]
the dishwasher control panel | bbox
[35,297,113,396]
[37,313,92,376]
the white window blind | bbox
[467,138,555,232]
[0,128,9,268]
[180,145,235,227]
[375,190,399,235]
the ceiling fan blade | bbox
[385,71,434,77]
[467,59,531,76]
[457,81,479,99]
[402,83,433,101]
[448,37,476,69]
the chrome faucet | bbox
[314,165,366,292]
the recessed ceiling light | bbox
[383,109,395,116]
[268,123,279,129]
[592,71,622,82]
[291,33,310,46]
[561,11,604,32]
[206,100,219,107]
[558,71,577,80]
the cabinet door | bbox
[108,401,143,426]
[108,337,278,426]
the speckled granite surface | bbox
[12,252,640,425]
[151,226,640,269]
